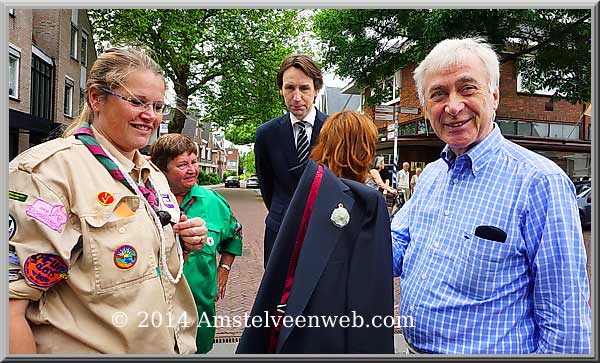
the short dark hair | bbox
[149,133,197,172]
[276,54,323,92]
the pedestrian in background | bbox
[254,54,327,267]
[391,37,590,354]
[150,133,243,354]
[397,162,411,201]
[8,46,206,354]
[410,167,422,195]
[237,110,394,354]
[366,156,398,195]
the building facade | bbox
[225,148,239,175]
[344,60,591,183]
[9,9,97,160]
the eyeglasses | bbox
[101,88,171,114]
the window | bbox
[31,51,53,120]
[70,24,78,60]
[497,119,517,135]
[398,121,416,136]
[64,78,74,117]
[9,46,20,99]
[517,121,532,136]
[80,89,86,113]
[549,123,579,140]
[379,70,402,105]
[532,122,549,137]
[81,30,88,66]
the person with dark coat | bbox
[254,54,327,267]
[237,111,395,354]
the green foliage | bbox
[239,150,256,177]
[312,9,591,104]
[222,171,237,181]
[89,9,303,138]
[197,171,222,186]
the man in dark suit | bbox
[236,160,395,354]
[254,54,327,267]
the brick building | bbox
[343,59,592,181]
[225,148,239,174]
[9,9,96,160]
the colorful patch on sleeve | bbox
[234,222,243,239]
[9,245,20,265]
[9,268,22,282]
[23,253,69,287]
[114,245,138,269]
[161,194,175,209]
[97,191,115,206]
[25,198,68,233]
[9,190,28,202]
[9,214,17,240]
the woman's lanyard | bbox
[73,122,184,284]
[180,195,196,216]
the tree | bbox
[239,150,256,177]
[89,9,303,141]
[312,9,591,105]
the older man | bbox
[391,37,590,354]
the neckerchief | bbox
[73,122,160,211]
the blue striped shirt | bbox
[391,125,591,354]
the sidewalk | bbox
[207,334,410,355]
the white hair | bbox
[413,37,500,106]
[374,156,385,168]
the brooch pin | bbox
[330,203,350,228]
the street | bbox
[212,186,593,341]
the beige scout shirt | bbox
[8,128,198,354]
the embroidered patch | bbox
[9,190,28,202]
[207,237,215,247]
[23,253,69,287]
[97,191,115,206]
[9,245,20,265]
[161,193,175,209]
[234,222,243,239]
[9,214,16,240]
[9,268,21,282]
[26,199,68,233]
[114,245,138,269]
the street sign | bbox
[160,123,169,134]
[375,105,394,113]
[400,107,419,115]
[374,113,394,121]
[387,131,395,140]
[387,124,395,132]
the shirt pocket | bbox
[199,224,220,257]
[454,232,514,300]
[80,196,156,294]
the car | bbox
[576,181,591,229]
[224,176,240,188]
[246,176,260,189]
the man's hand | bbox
[173,215,208,251]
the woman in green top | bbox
[150,133,243,353]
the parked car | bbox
[576,181,591,229]
[224,176,240,188]
[246,176,260,189]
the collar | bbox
[180,184,208,205]
[440,123,503,176]
[91,124,150,180]
[290,106,317,127]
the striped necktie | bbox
[296,121,309,164]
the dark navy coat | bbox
[236,160,395,354]
[254,110,327,266]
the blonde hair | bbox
[311,110,378,183]
[63,46,165,137]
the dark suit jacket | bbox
[254,110,328,266]
[236,160,395,354]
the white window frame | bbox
[9,8,16,16]
[64,77,75,117]
[70,23,78,60]
[71,9,78,25]
[9,44,21,99]
[81,30,88,67]
[381,70,402,106]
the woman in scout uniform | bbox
[8,46,208,354]
[150,134,243,354]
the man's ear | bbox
[279,89,284,97]
[492,86,500,111]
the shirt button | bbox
[119,227,126,233]
[407,338,412,343]
[409,306,415,312]
[444,210,450,216]
[453,178,459,184]
[433,242,440,248]
[421,273,427,280]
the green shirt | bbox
[181,184,242,353]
